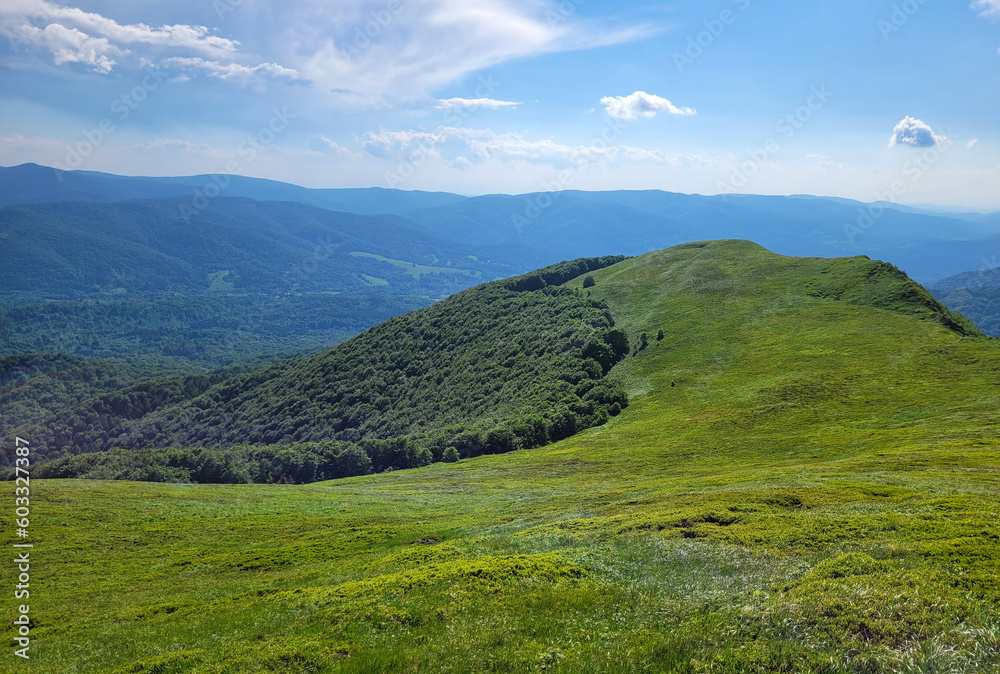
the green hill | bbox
[22,241,1000,672]
[6,257,630,469]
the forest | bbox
[3,257,632,481]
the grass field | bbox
[20,242,1000,672]
[349,252,478,281]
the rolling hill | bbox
[25,240,1000,672]
[5,257,630,467]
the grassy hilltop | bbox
[24,241,1000,673]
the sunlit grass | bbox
[24,242,1000,672]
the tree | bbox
[335,446,372,477]
[485,427,519,454]
[657,329,664,341]
[442,446,460,463]
[582,275,596,288]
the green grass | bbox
[350,251,477,280]
[359,274,389,287]
[20,241,1000,672]
[207,271,234,292]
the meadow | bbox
[20,242,1000,672]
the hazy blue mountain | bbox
[0,197,530,298]
[400,190,1000,281]
[4,163,1000,283]
[927,266,1000,337]
[0,164,465,214]
[0,163,199,205]
[929,267,1000,292]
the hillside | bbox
[7,257,630,470]
[27,240,1000,673]
[0,196,534,373]
[0,197,525,298]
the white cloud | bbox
[600,91,696,120]
[0,0,237,55]
[362,126,720,169]
[11,23,121,72]
[888,116,949,148]
[968,139,980,149]
[291,0,658,108]
[0,0,239,73]
[435,98,522,110]
[158,57,304,86]
[307,136,356,157]
[972,0,1000,16]
[0,0,305,83]
[130,139,228,160]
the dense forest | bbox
[3,257,633,481]
[930,286,1000,337]
[1,292,430,372]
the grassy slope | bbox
[28,241,1000,673]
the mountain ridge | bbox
[6,241,983,479]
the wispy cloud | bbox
[130,139,228,159]
[888,116,949,148]
[600,91,696,120]
[307,136,357,157]
[291,0,658,108]
[972,0,1000,16]
[158,57,304,86]
[362,126,719,168]
[435,98,522,111]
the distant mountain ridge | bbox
[3,162,999,282]
[0,163,466,214]
[0,196,526,297]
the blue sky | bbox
[1,0,998,207]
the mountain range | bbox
[3,163,1000,283]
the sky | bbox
[0,0,998,208]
